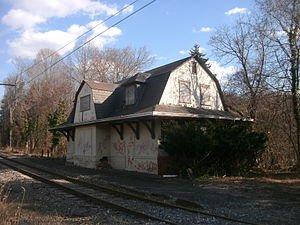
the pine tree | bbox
[48,101,67,156]
[189,44,210,68]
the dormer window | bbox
[191,61,197,74]
[125,85,135,105]
[80,94,91,111]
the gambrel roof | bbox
[52,56,245,131]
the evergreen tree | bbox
[189,44,211,68]
[48,101,67,156]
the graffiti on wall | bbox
[112,138,157,157]
[97,132,110,156]
[111,133,159,173]
[76,128,92,156]
[127,157,158,173]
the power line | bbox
[4,0,141,82]
[26,0,157,85]
[0,83,16,87]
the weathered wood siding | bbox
[159,59,224,110]
[74,83,96,123]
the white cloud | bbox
[200,27,214,32]
[152,54,167,61]
[2,0,118,30]
[2,9,46,30]
[276,30,287,37]
[122,4,134,14]
[85,20,122,48]
[225,7,248,16]
[193,27,214,33]
[179,50,188,55]
[8,20,122,59]
[209,60,237,83]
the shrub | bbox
[161,120,267,176]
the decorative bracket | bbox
[69,129,75,141]
[61,129,75,141]
[143,121,155,139]
[112,124,124,140]
[127,122,140,140]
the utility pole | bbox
[0,83,16,149]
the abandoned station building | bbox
[52,55,242,174]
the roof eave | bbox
[49,110,252,131]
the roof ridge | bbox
[145,56,191,74]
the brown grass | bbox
[0,184,25,225]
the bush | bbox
[161,120,267,176]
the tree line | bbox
[0,0,299,171]
[209,0,299,170]
[0,46,153,156]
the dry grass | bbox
[0,184,25,225]
[0,184,77,225]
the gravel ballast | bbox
[0,163,167,225]
[5,154,300,225]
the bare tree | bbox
[210,19,270,119]
[1,46,153,156]
[255,0,300,167]
[69,46,154,83]
[98,46,154,82]
[68,44,99,82]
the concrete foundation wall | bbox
[96,125,111,159]
[66,140,75,162]
[66,121,162,174]
[72,125,98,168]
[110,121,161,174]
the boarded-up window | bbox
[191,61,197,74]
[80,95,91,111]
[215,92,219,108]
[179,80,191,103]
[201,84,211,106]
[126,85,135,105]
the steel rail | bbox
[0,154,202,210]
[0,154,261,225]
[0,156,180,225]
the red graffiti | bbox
[127,157,158,173]
[113,142,126,155]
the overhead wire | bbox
[1,0,141,85]
[26,0,157,85]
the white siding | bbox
[74,84,96,123]
[159,59,224,110]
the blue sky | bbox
[0,0,253,97]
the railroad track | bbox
[0,154,261,225]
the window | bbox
[201,84,211,106]
[80,95,91,111]
[126,85,135,105]
[179,80,191,103]
[191,61,197,74]
[215,92,219,109]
